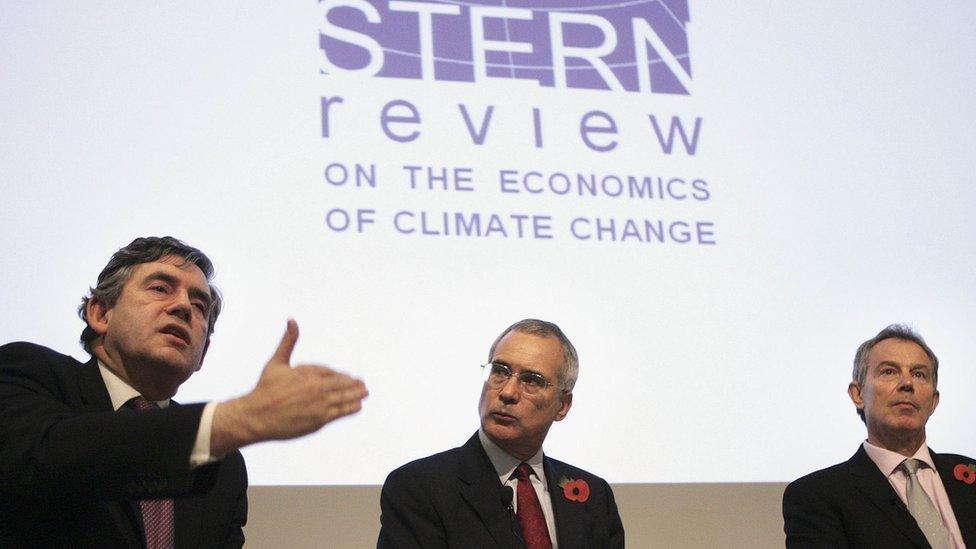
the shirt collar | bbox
[479,428,546,483]
[97,360,170,411]
[863,439,935,476]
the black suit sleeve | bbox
[221,452,249,548]
[602,478,625,548]
[783,478,850,549]
[377,466,449,549]
[226,494,247,548]
[0,342,207,500]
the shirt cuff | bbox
[190,401,219,468]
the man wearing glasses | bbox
[378,319,624,548]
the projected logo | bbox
[319,0,692,94]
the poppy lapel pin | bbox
[953,463,976,485]
[558,476,591,503]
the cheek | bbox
[869,385,888,400]
[534,398,560,418]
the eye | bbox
[491,364,512,376]
[879,367,895,376]
[519,372,549,389]
[192,301,208,313]
[490,363,512,378]
[149,284,168,294]
[912,370,928,379]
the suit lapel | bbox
[76,358,114,412]
[456,434,524,548]
[846,446,928,547]
[933,450,976,546]
[175,495,204,549]
[77,358,146,548]
[169,400,205,549]
[544,457,590,549]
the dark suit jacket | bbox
[0,342,247,548]
[783,445,976,548]
[377,432,624,548]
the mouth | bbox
[490,411,518,424]
[159,324,191,346]
[892,401,918,410]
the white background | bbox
[1,2,973,484]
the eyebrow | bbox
[492,360,545,377]
[143,270,213,308]
[875,360,931,370]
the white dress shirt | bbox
[479,429,559,548]
[98,361,217,467]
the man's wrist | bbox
[211,397,259,456]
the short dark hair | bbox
[488,318,579,391]
[851,323,938,421]
[78,236,222,354]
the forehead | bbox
[491,331,565,376]
[867,338,931,369]
[127,255,210,294]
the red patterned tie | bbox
[128,397,175,549]
[515,463,553,549]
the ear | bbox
[847,381,864,411]
[554,391,573,422]
[85,297,112,338]
[930,389,939,414]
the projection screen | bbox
[1,1,973,487]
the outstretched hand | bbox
[212,320,368,456]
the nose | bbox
[166,291,192,323]
[498,374,521,403]
[897,372,915,392]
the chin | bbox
[484,423,517,440]
[155,347,200,366]
[155,357,200,382]
[887,420,924,432]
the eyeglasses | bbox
[480,362,563,395]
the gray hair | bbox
[488,318,579,391]
[78,236,222,354]
[851,323,938,421]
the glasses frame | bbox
[480,362,567,395]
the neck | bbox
[489,436,541,462]
[91,343,177,401]
[867,428,926,458]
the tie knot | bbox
[902,458,922,476]
[516,463,536,481]
[127,396,158,412]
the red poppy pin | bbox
[558,476,590,503]
[954,463,976,485]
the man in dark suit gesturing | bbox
[378,318,624,548]
[0,236,368,548]
[783,324,976,548]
